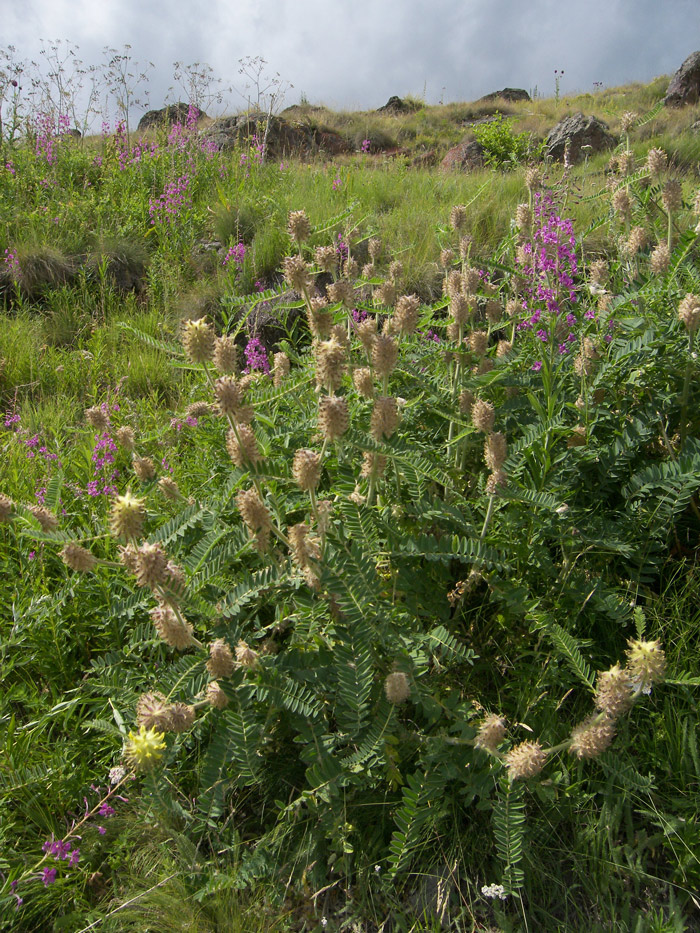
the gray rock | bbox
[545,112,616,163]
[440,140,485,171]
[664,51,700,107]
[478,87,531,103]
[138,102,206,131]
[202,111,349,159]
[377,95,422,114]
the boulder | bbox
[664,51,700,107]
[411,149,438,168]
[138,102,207,131]
[478,87,531,103]
[202,111,350,159]
[440,140,485,172]
[376,95,422,114]
[545,112,615,163]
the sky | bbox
[3,0,699,125]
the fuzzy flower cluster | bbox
[223,242,246,267]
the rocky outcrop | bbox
[545,112,615,162]
[138,103,207,131]
[376,96,422,114]
[664,51,700,107]
[202,111,349,159]
[440,140,485,172]
[478,87,530,103]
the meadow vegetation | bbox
[2,63,700,932]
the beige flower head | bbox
[213,335,238,374]
[569,715,616,759]
[283,255,312,292]
[292,448,322,491]
[474,714,506,752]
[150,602,195,650]
[626,639,666,692]
[384,671,411,704]
[60,542,97,573]
[370,396,399,440]
[318,395,350,441]
[505,740,547,781]
[471,399,495,434]
[678,294,700,332]
[288,209,311,244]
[182,318,215,364]
[594,664,634,718]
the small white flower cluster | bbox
[481,882,507,900]
[109,765,127,785]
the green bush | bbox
[472,113,537,168]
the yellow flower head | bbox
[124,725,166,770]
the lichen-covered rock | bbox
[664,51,700,107]
[545,112,615,163]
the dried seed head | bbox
[525,167,542,192]
[273,352,290,387]
[464,267,481,294]
[360,451,387,478]
[626,638,666,691]
[375,279,396,308]
[182,318,215,364]
[485,469,507,495]
[372,333,399,378]
[484,432,507,471]
[384,671,411,704]
[150,602,195,649]
[235,639,260,668]
[446,322,460,343]
[29,505,58,532]
[515,203,532,230]
[163,561,186,601]
[470,330,489,357]
[60,542,97,572]
[616,150,635,175]
[314,244,337,273]
[485,299,502,324]
[362,262,376,279]
[679,294,700,332]
[449,204,467,232]
[475,357,494,376]
[136,692,172,732]
[475,714,506,752]
[353,366,375,399]
[440,248,455,268]
[471,399,495,433]
[505,740,547,781]
[235,487,272,548]
[650,243,670,274]
[315,337,346,391]
[625,226,647,256]
[292,448,321,491]
[569,715,616,759]
[661,178,682,214]
[588,260,608,287]
[186,401,211,419]
[213,334,238,374]
[214,374,244,417]
[159,476,180,500]
[307,299,333,339]
[611,187,631,219]
[497,339,512,357]
[0,494,14,523]
[343,256,358,279]
[394,294,420,336]
[368,237,381,260]
[459,234,473,260]
[283,255,312,292]
[389,260,403,282]
[116,426,136,452]
[445,270,464,299]
[288,209,311,243]
[327,278,354,308]
[133,457,156,482]
[505,297,523,317]
[620,111,638,132]
[166,702,196,733]
[226,424,262,468]
[206,681,229,709]
[595,664,634,718]
[459,389,474,415]
[134,542,168,589]
[119,543,139,574]
[646,147,667,178]
[370,395,399,441]
[450,293,470,327]
[318,395,350,441]
[85,405,109,431]
[288,522,320,587]
[206,639,235,679]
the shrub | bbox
[472,113,536,168]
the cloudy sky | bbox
[3,0,698,123]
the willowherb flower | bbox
[318,395,350,440]
[136,692,172,731]
[484,432,507,471]
[626,638,666,692]
[394,294,420,336]
[151,602,195,649]
[124,725,166,770]
[292,448,322,491]
[283,255,312,292]
[29,505,58,532]
[213,334,238,374]
[372,333,399,378]
[85,405,110,431]
[0,494,14,522]
[505,740,547,780]
[384,671,411,704]
[235,639,260,668]
[226,424,262,468]
[327,278,354,308]
[371,396,399,440]
[678,294,700,332]
[650,243,670,274]
[470,330,489,357]
[353,366,375,399]
[449,204,467,231]
[182,318,215,364]
[314,244,337,273]
[116,425,136,451]
[594,664,634,717]
[288,209,311,244]
[133,456,156,482]
[569,714,616,759]
[471,399,495,434]
[315,337,346,391]
[60,542,97,573]
[206,681,229,709]
[440,248,455,268]
[646,147,667,178]
[474,713,506,752]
